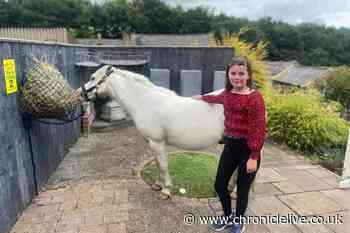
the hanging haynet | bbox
[19,57,78,118]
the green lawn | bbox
[141,152,219,198]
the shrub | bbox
[213,27,269,89]
[262,87,349,156]
[316,66,350,110]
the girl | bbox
[193,56,266,233]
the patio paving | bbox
[9,124,350,233]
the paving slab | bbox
[107,223,127,233]
[321,189,350,209]
[274,169,333,191]
[252,183,283,197]
[272,181,304,194]
[293,165,320,170]
[244,221,271,233]
[8,126,349,233]
[263,144,304,161]
[320,176,341,188]
[256,167,288,183]
[306,168,339,179]
[294,217,335,233]
[279,191,345,216]
[320,211,350,233]
[249,196,301,233]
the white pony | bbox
[88,65,226,198]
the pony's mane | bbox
[115,68,154,87]
[114,68,177,96]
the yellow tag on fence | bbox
[3,59,18,95]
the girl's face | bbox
[228,64,250,90]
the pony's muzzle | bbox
[81,79,98,101]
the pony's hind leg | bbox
[148,139,172,199]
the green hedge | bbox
[262,87,349,158]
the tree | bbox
[316,67,350,112]
[1,0,350,68]
[2,0,27,26]
[181,6,213,33]
[255,18,302,61]
[1,0,92,35]
[0,0,10,26]
[128,0,182,34]
[212,14,249,35]
[99,0,130,38]
[306,47,331,66]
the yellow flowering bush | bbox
[215,27,270,89]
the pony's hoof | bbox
[158,192,171,200]
[158,188,171,200]
[151,183,163,191]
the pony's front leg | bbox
[148,139,172,200]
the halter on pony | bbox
[81,65,114,101]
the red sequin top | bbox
[201,90,267,160]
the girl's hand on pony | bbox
[246,158,257,173]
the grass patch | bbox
[141,152,219,198]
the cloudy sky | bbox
[161,0,350,28]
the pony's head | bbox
[82,65,116,101]
[82,65,155,101]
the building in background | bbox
[0,27,77,44]
[77,33,216,46]
[267,61,330,88]
[127,33,216,46]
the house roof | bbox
[0,27,76,43]
[77,39,124,46]
[127,33,216,46]
[267,61,330,87]
[266,61,298,76]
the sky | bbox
[161,0,350,28]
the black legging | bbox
[214,137,261,217]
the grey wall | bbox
[214,70,226,91]
[0,40,234,233]
[0,40,89,233]
[150,68,170,89]
[89,47,234,94]
[180,70,202,96]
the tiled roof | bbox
[266,61,298,76]
[77,39,124,46]
[269,61,330,87]
[128,33,216,46]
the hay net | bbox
[19,56,78,119]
